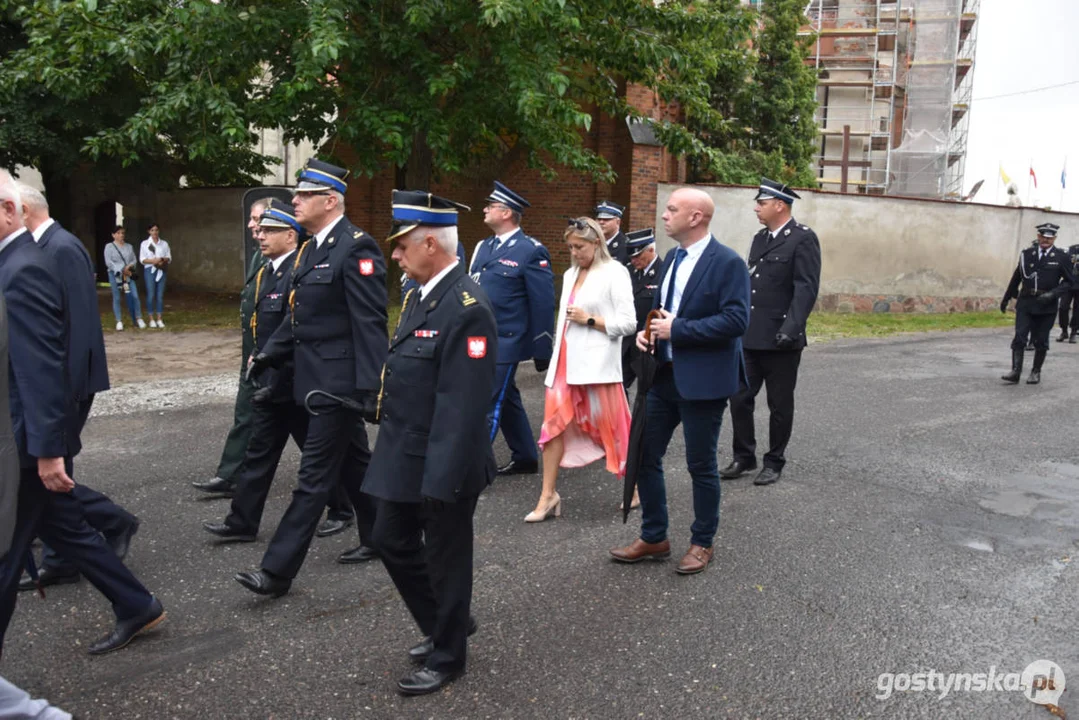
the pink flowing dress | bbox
[537,289,632,477]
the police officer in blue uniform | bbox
[595,200,631,266]
[722,179,821,487]
[240,160,388,596]
[1056,237,1079,343]
[365,190,497,696]
[621,228,660,390]
[203,200,309,542]
[1000,222,1076,385]
[469,181,554,475]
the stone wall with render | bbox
[656,183,1079,312]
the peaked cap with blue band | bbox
[625,227,656,257]
[754,177,801,204]
[295,158,349,194]
[259,198,304,234]
[485,181,531,214]
[388,190,471,241]
[1036,222,1060,238]
[594,200,625,219]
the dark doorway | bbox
[92,200,120,283]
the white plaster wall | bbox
[656,183,1079,297]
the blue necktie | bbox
[657,248,687,363]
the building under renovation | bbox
[801,0,979,199]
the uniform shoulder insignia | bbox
[528,236,541,247]
[800,225,809,231]
[460,289,478,307]
[353,231,362,238]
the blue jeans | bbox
[108,274,142,324]
[637,366,727,548]
[144,268,166,315]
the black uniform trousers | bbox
[215,373,351,520]
[225,399,310,534]
[260,405,374,580]
[729,349,803,472]
[371,494,479,674]
[41,395,138,573]
[1059,291,1079,332]
[1012,306,1056,352]
[0,469,154,654]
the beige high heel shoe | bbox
[524,492,561,523]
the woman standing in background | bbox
[140,222,171,328]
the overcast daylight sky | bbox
[964,0,1079,212]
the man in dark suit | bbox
[621,228,660,390]
[721,179,821,487]
[468,181,554,476]
[240,160,388,596]
[0,171,163,655]
[1000,222,1076,384]
[594,200,631,266]
[365,190,497,696]
[16,184,140,591]
[203,199,309,542]
[610,187,749,576]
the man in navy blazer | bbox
[610,188,749,576]
[0,171,163,655]
[16,185,141,591]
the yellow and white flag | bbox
[999,164,1012,185]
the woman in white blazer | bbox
[527,217,638,522]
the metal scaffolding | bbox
[800,0,978,198]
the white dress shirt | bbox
[139,238,172,281]
[658,234,712,316]
[270,249,296,274]
[314,215,345,249]
[30,217,55,242]
[420,261,459,300]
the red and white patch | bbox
[538,260,549,268]
[358,259,374,276]
[467,337,487,359]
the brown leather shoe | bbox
[609,538,671,563]
[675,545,714,575]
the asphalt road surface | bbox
[6,328,1078,719]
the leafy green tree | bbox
[1,0,754,193]
[695,0,819,187]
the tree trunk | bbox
[403,131,433,191]
[41,167,73,229]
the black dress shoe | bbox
[753,467,782,486]
[397,667,462,696]
[18,566,81,592]
[106,518,140,560]
[496,459,538,476]
[203,521,256,542]
[87,597,166,655]
[719,459,757,479]
[337,545,379,564]
[192,477,236,497]
[316,517,353,538]
[409,616,478,664]
[1070,331,1077,344]
[235,569,290,597]
[1057,331,1068,342]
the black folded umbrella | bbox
[622,310,661,523]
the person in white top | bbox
[139,223,171,328]
[527,217,637,523]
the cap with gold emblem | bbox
[388,189,471,241]
[259,198,303,234]
[295,158,348,194]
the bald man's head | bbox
[662,188,714,244]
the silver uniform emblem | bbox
[470,271,481,284]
